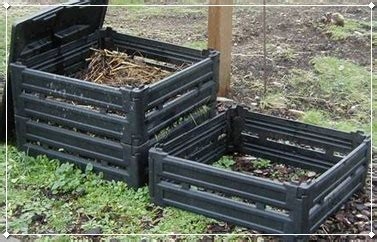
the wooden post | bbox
[208,0,233,97]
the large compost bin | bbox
[9,0,219,188]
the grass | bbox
[326,18,377,45]
[267,43,297,61]
[259,56,371,136]
[325,19,371,41]
[311,56,369,121]
[183,40,207,50]
[5,146,214,234]
[299,109,369,133]
[291,57,369,130]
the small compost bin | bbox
[149,106,370,234]
[9,0,219,188]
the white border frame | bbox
[2,1,375,239]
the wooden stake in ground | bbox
[208,0,233,97]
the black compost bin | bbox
[9,0,219,188]
[149,106,370,234]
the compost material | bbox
[78,48,174,87]
[232,154,321,184]
[213,153,321,184]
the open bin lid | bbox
[4,0,108,140]
[9,0,108,63]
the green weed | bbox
[36,237,72,242]
[253,158,271,169]
[6,146,213,234]
[280,47,297,61]
[259,93,287,110]
[149,207,212,234]
[213,156,236,170]
[267,43,297,61]
[299,110,326,125]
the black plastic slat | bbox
[20,67,124,110]
[162,156,289,202]
[21,93,127,139]
[147,59,213,107]
[169,122,226,155]
[161,113,226,152]
[25,121,124,161]
[244,121,353,153]
[308,166,365,232]
[173,126,226,157]
[33,42,95,72]
[26,33,98,68]
[146,81,214,126]
[244,111,356,142]
[146,92,215,137]
[149,107,213,146]
[242,133,335,167]
[158,182,290,234]
[26,133,127,168]
[187,137,227,162]
[111,31,204,58]
[24,143,129,181]
[149,106,369,234]
[306,142,368,204]
[241,143,329,172]
[160,160,289,209]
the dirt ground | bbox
[105,4,375,237]
[4,0,377,239]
